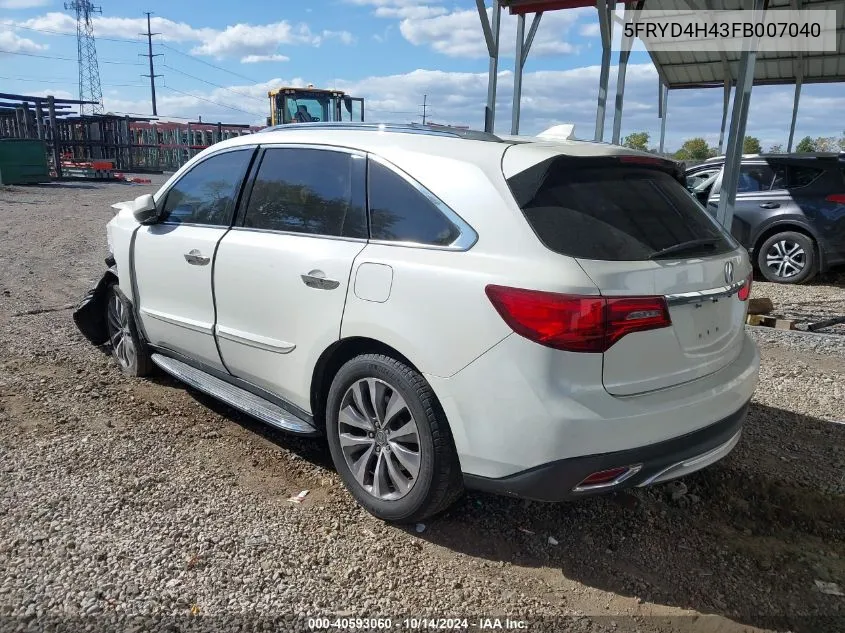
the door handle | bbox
[184,249,210,266]
[759,202,780,209]
[301,270,340,290]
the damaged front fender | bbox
[72,263,118,345]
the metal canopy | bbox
[481,0,844,230]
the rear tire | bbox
[105,283,153,377]
[325,354,463,523]
[756,231,817,284]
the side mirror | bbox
[131,194,159,224]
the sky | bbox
[0,0,842,152]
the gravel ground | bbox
[751,270,845,335]
[1,181,844,633]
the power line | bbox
[162,64,264,103]
[0,48,143,64]
[162,85,257,116]
[419,94,429,124]
[9,23,144,44]
[0,74,144,87]
[159,43,260,84]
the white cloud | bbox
[189,22,320,58]
[399,7,589,58]
[241,54,290,64]
[0,28,46,53]
[579,23,600,37]
[347,0,447,20]
[374,5,447,19]
[321,30,356,45]
[14,12,213,42]
[10,13,355,60]
[0,0,50,8]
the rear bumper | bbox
[463,401,748,502]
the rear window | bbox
[787,165,824,189]
[507,160,735,261]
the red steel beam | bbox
[504,0,637,14]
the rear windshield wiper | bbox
[649,238,721,260]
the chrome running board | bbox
[151,353,318,436]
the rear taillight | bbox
[605,296,672,348]
[737,273,752,301]
[485,285,671,353]
[825,194,845,204]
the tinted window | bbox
[737,164,786,192]
[160,149,252,225]
[368,161,460,246]
[788,165,823,189]
[243,148,366,238]
[507,161,734,261]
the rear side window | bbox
[737,164,786,192]
[507,161,734,261]
[368,160,460,246]
[788,165,824,189]
[243,148,366,239]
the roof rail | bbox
[257,121,503,142]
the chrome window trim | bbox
[665,278,747,306]
[254,142,367,158]
[227,225,369,244]
[156,145,258,228]
[367,153,478,252]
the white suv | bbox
[73,123,760,522]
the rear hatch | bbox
[503,147,751,396]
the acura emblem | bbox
[724,261,734,285]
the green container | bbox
[0,139,50,185]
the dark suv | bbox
[686,153,845,284]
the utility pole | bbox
[141,12,162,116]
[419,94,429,125]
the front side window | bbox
[243,148,366,239]
[160,149,253,226]
[367,160,460,246]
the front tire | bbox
[757,231,817,284]
[325,354,463,523]
[105,283,153,377]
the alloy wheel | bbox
[107,292,136,370]
[765,239,806,279]
[337,378,421,501]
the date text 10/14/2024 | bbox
[307,617,528,630]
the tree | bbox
[622,131,650,152]
[795,136,816,153]
[814,136,837,152]
[839,131,844,152]
[674,137,714,161]
[768,144,784,153]
[743,136,762,154]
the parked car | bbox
[74,123,760,522]
[686,153,845,284]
